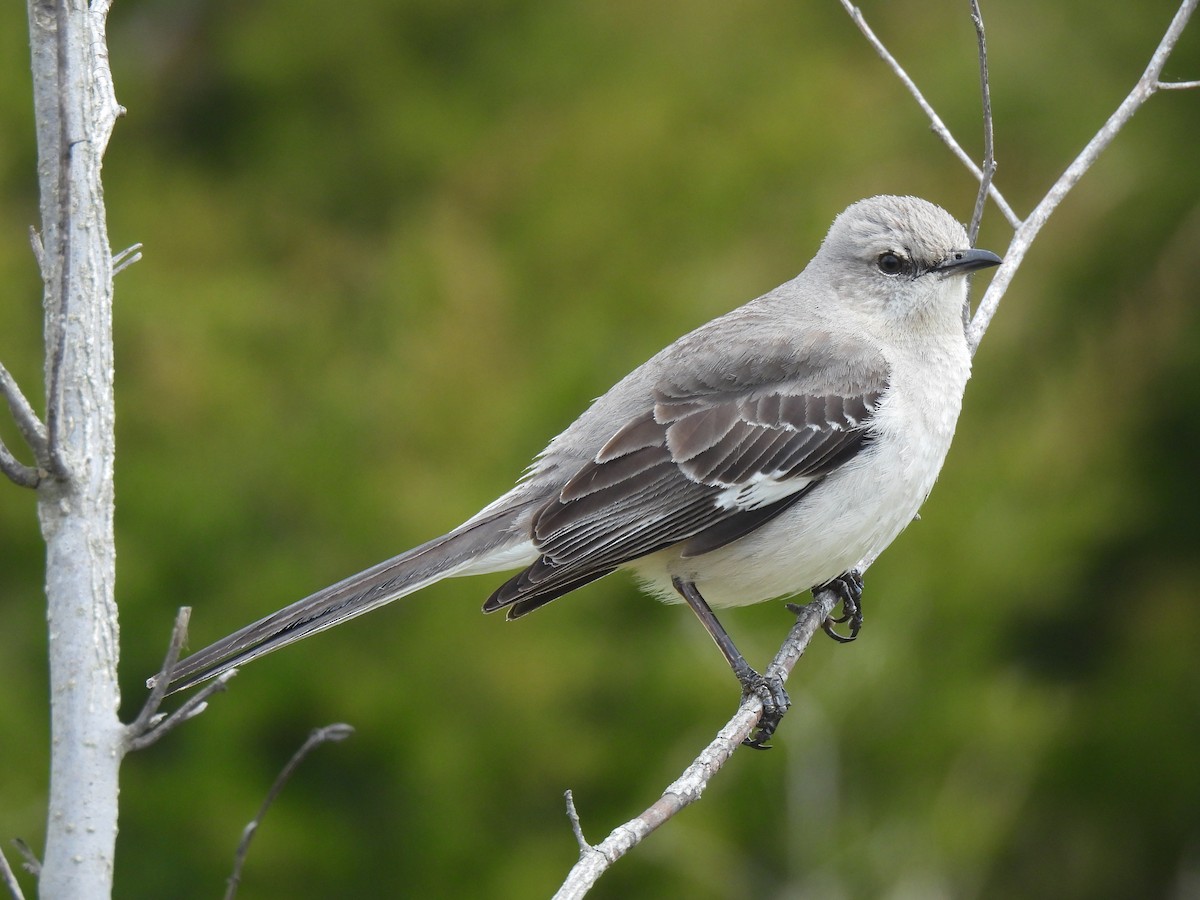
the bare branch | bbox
[968,0,1199,353]
[0,440,39,488]
[967,0,997,245]
[0,362,48,456]
[224,724,356,900]
[125,669,237,753]
[112,242,143,277]
[0,363,46,488]
[8,842,37,878]
[837,0,1022,229]
[552,588,840,899]
[1157,79,1200,89]
[564,791,591,853]
[125,607,191,745]
[0,846,25,900]
[128,610,245,752]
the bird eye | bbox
[876,252,906,276]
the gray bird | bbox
[159,195,1001,746]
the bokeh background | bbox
[2,0,1199,897]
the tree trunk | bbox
[27,0,124,895]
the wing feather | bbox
[484,350,889,616]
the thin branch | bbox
[125,670,237,753]
[837,0,1022,229]
[0,442,39,489]
[552,588,840,900]
[1156,79,1200,89]
[127,606,237,751]
[0,362,49,456]
[9,842,37,878]
[224,724,356,900]
[125,607,191,744]
[967,0,996,245]
[564,791,590,853]
[968,0,1198,353]
[130,608,243,748]
[112,242,142,277]
[0,362,47,488]
[0,846,25,900]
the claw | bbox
[737,669,790,749]
[816,571,865,643]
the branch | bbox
[125,606,238,751]
[837,0,1021,229]
[967,0,1199,353]
[112,242,143,277]
[125,672,236,752]
[0,440,39,489]
[967,0,996,246]
[552,588,840,899]
[0,846,25,900]
[8,842,37,880]
[224,724,356,900]
[0,361,49,487]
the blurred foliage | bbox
[2,0,1199,897]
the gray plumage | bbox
[160,195,1000,693]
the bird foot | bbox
[816,570,865,643]
[737,668,791,750]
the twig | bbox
[552,588,840,900]
[125,607,191,747]
[1157,79,1200,89]
[125,670,237,753]
[0,441,39,489]
[224,724,356,900]
[564,791,589,852]
[837,0,1021,229]
[9,842,37,878]
[0,362,48,488]
[112,242,143,277]
[0,846,25,900]
[967,0,1199,353]
[0,363,49,455]
[127,607,239,751]
[967,0,996,246]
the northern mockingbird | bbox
[159,195,1000,745]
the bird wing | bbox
[484,348,890,617]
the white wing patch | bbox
[715,472,818,510]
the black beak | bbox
[938,247,1003,275]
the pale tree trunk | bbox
[27,0,124,895]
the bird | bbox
[156,195,1001,746]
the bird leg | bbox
[672,576,789,749]
[815,570,865,643]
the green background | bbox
[2,0,1199,897]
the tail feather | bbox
[158,501,539,693]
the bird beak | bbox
[937,247,1003,275]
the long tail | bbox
[157,501,539,693]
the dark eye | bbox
[876,252,906,276]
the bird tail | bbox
[156,501,539,693]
